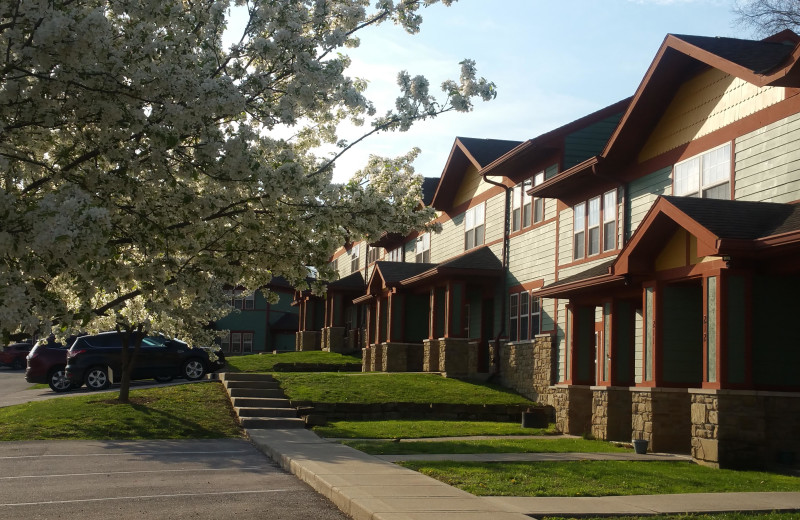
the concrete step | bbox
[240,417,305,429]
[231,397,293,408]
[224,380,280,390]
[227,388,285,398]
[221,372,276,382]
[235,407,298,418]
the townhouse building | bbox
[297,30,800,468]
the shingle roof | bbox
[542,259,615,290]
[663,196,800,240]
[374,261,437,284]
[673,34,794,75]
[327,271,365,291]
[421,177,439,206]
[439,245,502,271]
[456,137,522,168]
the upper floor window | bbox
[367,246,380,264]
[673,142,731,199]
[533,172,545,224]
[331,258,338,274]
[573,189,617,260]
[387,246,403,262]
[415,232,430,263]
[349,244,360,273]
[512,181,533,232]
[227,290,254,310]
[464,203,485,250]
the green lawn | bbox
[224,351,361,372]
[314,419,555,439]
[0,382,242,441]
[342,437,628,455]
[399,460,800,497]
[273,372,534,405]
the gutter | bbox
[481,170,511,378]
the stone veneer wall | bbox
[591,387,633,442]
[499,335,556,404]
[380,343,424,372]
[361,347,371,372]
[321,327,345,353]
[691,389,800,468]
[423,339,442,372]
[551,385,592,435]
[631,388,691,453]
[295,331,321,351]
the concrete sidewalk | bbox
[247,428,800,520]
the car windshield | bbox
[141,336,167,348]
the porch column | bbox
[375,297,382,345]
[642,282,662,386]
[365,302,372,348]
[298,300,306,332]
[386,292,394,343]
[429,288,436,339]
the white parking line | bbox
[0,466,267,480]
[0,450,250,460]
[0,489,293,507]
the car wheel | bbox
[85,366,110,390]
[48,367,73,393]
[182,359,205,380]
[12,358,25,370]
[154,375,174,383]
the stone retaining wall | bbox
[295,401,537,424]
[591,387,633,442]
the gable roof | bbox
[327,271,365,292]
[430,137,522,211]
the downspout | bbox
[591,160,628,246]
[481,171,511,379]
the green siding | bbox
[661,284,703,385]
[563,113,624,169]
[727,275,747,385]
[614,301,633,385]
[752,275,800,386]
[575,306,595,384]
[406,294,429,342]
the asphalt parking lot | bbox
[0,438,350,520]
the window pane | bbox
[604,190,616,223]
[512,208,521,232]
[243,333,253,353]
[703,182,730,200]
[475,203,485,224]
[465,232,474,251]
[465,208,474,230]
[589,227,600,256]
[588,197,600,227]
[231,333,241,353]
[574,231,585,259]
[674,157,700,196]
[512,184,521,209]
[423,232,430,249]
[534,172,544,186]
[574,203,585,232]
[531,297,541,336]
[604,221,616,251]
[475,224,484,246]
[702,143,730,189]
[534,198,544,223]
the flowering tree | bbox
[0,0,495,349]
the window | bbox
[415,233,430,263]
[512,181,533,232]
[244,292,254,310]
[533,172,545,223]
[588,196,600,256]
[523,178,533,227]
[509,293,519,342]
[222,331,254,354]
[464,203,485,250]
[573,189,618,260]
[387,246,403,262]
[227,290,254,309]
[603,190,617,252]
[331,258,338,274]
[573,202,585,260]
[367,246,381,264]
[531,296,541,336]
[349,244,360,273]
[673,142,731,199]
[519,292,530,341]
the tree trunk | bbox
[118,324,143,403]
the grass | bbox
[273,372,534,405]
[0,382,242,441]
[314,419,556,439]
[398,460,800,497]
[342,437,628,455]
[224,351,361,372]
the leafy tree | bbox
[734,0,800,35]
[0,0,495,400]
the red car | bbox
[25,337,79,392]
[0,342,32,370]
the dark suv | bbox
[1,342,33,370]
[65,332,225,390]
[26,336,80,392]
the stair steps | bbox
[220,372,305,429]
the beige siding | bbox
[640,68,784,161]
[735,112,800,203]
[453,164,495,208]
[541,297,557,333]
[485,193,505,244]
[432,214,463,263]
[508,221,557,287]
[634,308,643,384]
[558,256,613,280]
[627,166,672,240]
[557,207,573,268]
[556,300,568,382]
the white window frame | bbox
[387,246,403,262]
[519,291,530,341]
[673,142,731,199]
[573,202,586,260]
[587,196,601,256]
[509,293,519,342]
[415,233,430,263]
[367,246,380,264]
[512,183,522,232]
[522,178,533,227]
[223,331,254,354]
[533,172,545,224]
[244,292,255,310]
[349,244,360,273]
[531,296,541,336]
[464,203,485,250]
[603,189,617,252]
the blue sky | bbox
[245,1,753,183]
